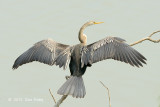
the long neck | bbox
[78,24,88,44]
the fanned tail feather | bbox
[57,76,86,98]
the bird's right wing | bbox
[13,38,73,70]
[81,36,146,68]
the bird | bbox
[12,21,146,98]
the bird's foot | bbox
[65,76,71,80]
[87,63,92,67]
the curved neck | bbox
[78,24,88,44]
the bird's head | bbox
[85,21,104,27]
[79,21,104,44]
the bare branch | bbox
[54,95,68,107]
[49,90,68,107]
[100,81,111,107]
[49,89,56,104]
[130,30,160,46]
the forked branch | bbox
[130,30,160,46]
[49,88,68,107]
[54,95,67,107]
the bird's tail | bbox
[57,76,86,98]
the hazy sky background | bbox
[0,0,160,107]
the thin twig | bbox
[130,30,160,46]
[100,81,111,107]
[49,89,56,104]
[148,30,160,37]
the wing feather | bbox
[13,38,72,70]
[81,36,146,67]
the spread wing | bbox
[13,38,73,70]
[81,36,146,67]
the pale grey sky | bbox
[0,0,160,107]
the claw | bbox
[65,76,71,80]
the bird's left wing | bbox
[81,36,146,68]
[13,38,73,70]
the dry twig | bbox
[49,89,56,104]
[100,81,111,107]
[130,30,160,46]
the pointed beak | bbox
[94,22,104,24]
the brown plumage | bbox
[13,21,146,98]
